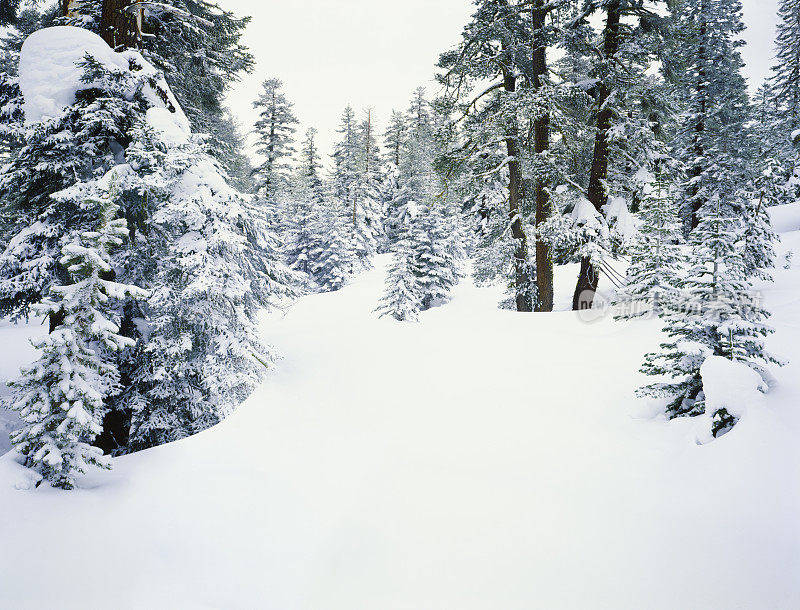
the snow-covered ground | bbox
[1,223,799,609]
[0,318,44,455]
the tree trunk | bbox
[686,4,708,237]
[100,0,138,49]
[572,1,622,311]
[532,0,553,312]
[503,68,534,312]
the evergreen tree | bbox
[285,127,326,277]
[120,121,293,449]
[772,0,800,131]
[331,105,381,265]
[311,199,354,292]
[0,41,157,323]
[438,0,536,312]
[382,109,408,246]
[566,0,670,309]
[614,162,682,319]
[672,0,752,237]
[376,241,421,322]
[638,196,777,436]
[8,180,145,489]
[252,78,298,203]
[139,0,255,181]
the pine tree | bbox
[614,162,682,319]
[252,78,298,203]
[331,105,381,265]
[139,0,255,181]
[438,0,536,312]
[672,0,752,237]
[8,180,145,489]
[311,199,354,292]
[382,109,408,246]
[285,127,326,277]
[638,196,777,435]
[566,0,671,310]
[121,121,293,449]
[375,242,421,322]
[0,38,157,323]
[409,203,461,310]
[772,0,800,130]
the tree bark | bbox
[532,0,553,312]
[100,0,138,49]
[503,68,534,312]
[572,1,621,311]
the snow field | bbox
[0,235,798,609]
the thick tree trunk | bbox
[532,0,553,312]
[504,69,534,313]
[572,1,621,311]
[100,0,138,49]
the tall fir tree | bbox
[252,78,298,205]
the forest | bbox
[0,1,798,608]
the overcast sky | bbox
[223,0,780,163]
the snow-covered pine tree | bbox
[614,161,682,319]
[375,240,421,322]
[311,198,354,292]
[749,83,798,208]
[408,203,461,310]
[136,0,255,183]
[672,0,753,237]
[120,117,294,449]
[762,0,800,203]
[252,78,298,211]
[638,196,778,436]
[285,127,326,278]
[773,0,800,131]
[438,1,536,312]
[377,89,462,314]
[8,178,146,489]
[563,0,670,310]
[382,109,408,246]
[0,28,155,324]
[353,107,384,256]
[331,105,380,266]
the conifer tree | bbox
[311,199,354,292]
[0,43,155,324]
[567,0,670,310]
[438,0,536,312]
[8,181,145,488]
[376,241,421,322]
[614,162,682,319]
[252,78,297,203]
[121,120,293,449]
[285,127,326,277]
[638,196,777,436]
[772,0,800,131]
[672,0,752,237]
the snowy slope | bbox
[1,229,799,608]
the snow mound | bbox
[146,107,190,145]
[768,201,800,234]
[19,26,130,124]
[699,356,767,438]
[604,195,637,242]
[19,26,190,135]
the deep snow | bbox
[1,225,799,609]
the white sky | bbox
[223,0,780,163]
